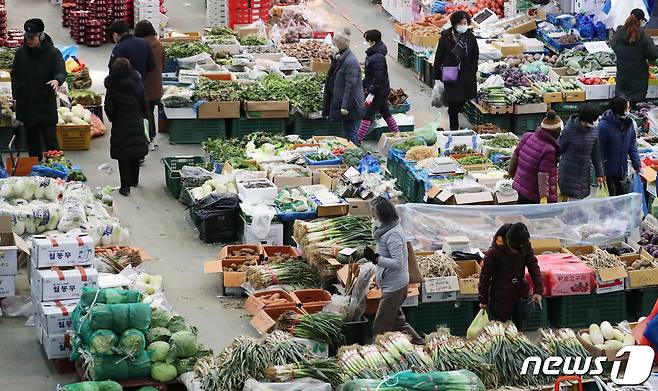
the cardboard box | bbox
[456,260,481,295]
[31,234,95,269]
[251,306,307,334]
[495,191,518,204]
[0,274,15,297]
[531,252,592,296]
[514,102,548,114]
[31,266,99,302]
[161,31,201,42]
[378,131,416,154]
[245,289,299,315]
[292,337,329,358]
[244,101,290,119]
[531,238,562,255]
[346,198,372,217]
[565,245,627,293]
[420,286,457,303]
[163,107,196,119]
[204,258,257,288]
[218,244,263,261]
[439,189,494,205]
[37,299,78,336]
[505,15,537,34]
[319,168,345,191]
[243,217,284,245]
[311,136,357,149]
[41,328,72,359]
[270,174,312,190]
[310,59,331,73]
[622,254,658,289]
[564,89,586,102]
[197,101,241,119]
[262,245,300,260]
[575,80,613,101]
[0,216,22,275]
[491,41,524,56]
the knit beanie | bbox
[333,27,352,51]
[541,110,563,131]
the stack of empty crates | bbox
[206,0,228,27]
[133,0,160,35]
[31,234,98,360]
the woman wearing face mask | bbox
[479,223,543,330]
[322,27,364,143]
[597,96,642,196]
[558,103,605,201]
[433,10,478,130]
[508,110,562,204]
[356,29,399,142]
[613,8,658,104]
[362,197,424,345]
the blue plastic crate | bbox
[276,209,317,223]
[303,153,342,166]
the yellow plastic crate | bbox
[56,124,91,150]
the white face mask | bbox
[455,25,468,34]
[331,45,340,56]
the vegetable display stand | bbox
[521,298,549,331]
[168,119,227,144]
[626,287,658,321]
[512,112,545,136]
[56,125,92,150]
[230,118,286,138]
[397,42,413,68]
[548,291,626,328]
[163,156,205,198]
[289,117,343,138]
[404,300,476,336]
[463,100,513,132]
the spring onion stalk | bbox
[275,311,344,346]
[245,260,322,289]
[375,332,432,373]
[338,345,379,379]
[265,358,344,386]
[540,328,591,359]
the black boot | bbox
[119,187,130,196]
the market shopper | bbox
[508,110,562,204]
[612,8,658,103]
[598,96,642,196]
[558,103,605,200]
[108,19,155,86]
[433,10,478,130]
[11,18,66,158]
[478,223,543,329]
[322,27,364,143]
[356,29,399,142]
[104,58,149,197]
[134,20,164,149]
[365,197,424,345]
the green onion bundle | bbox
[338,345,380,379]
[540,328,591,359]
[265,358,344,386]
[263,330,311,365]
[245,260,322,289]
[503,323,553,387]
[276,311,344,346]
[375,332,433,373]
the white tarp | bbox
[397,194,643,250]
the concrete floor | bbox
[0,0,440,388]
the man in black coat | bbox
[11,18,66,157]
[108,19,155,86]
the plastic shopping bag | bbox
[632,174,649,216]
[431,80,445,108]
[595,184,609,198]
[467,309,489,339]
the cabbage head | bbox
[89,330,118,355]
[169,331,198,358]
[147,341,170,362]
[137,387,159,391]
[151,362,178,382]
[119,328,146,355]
[167,316,194,334]
[146,327,171,344]
[150,307,173,328]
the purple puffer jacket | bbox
[511,128,559,203]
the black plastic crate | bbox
[522,298,550,331]
[397,42,413,68]
[168,119,227,144]
[405,300,476,336]
[189,198,240,244]
[512,113,545,136]
[230,118,286,138]
[549,292,626,328]
[463,100,513,131]
[626,287,658,321]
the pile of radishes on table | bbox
[580,321,635,350]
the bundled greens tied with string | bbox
[245,260,322,289]
[275,311,344,346]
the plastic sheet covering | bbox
[343,370,484,391]
[79,287,142,309]
[397,194,643,250]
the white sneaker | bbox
[148,142,155,151]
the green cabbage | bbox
[147,341,170,362]
[169,331,198,359]
[146,327,171,344]
[151,362,178,382]
[60,380,123,391]
[137,387,159,391]
[119,328,146,355]
[167,316,194,334]
[150,307,173,328]
[89,330,118,355]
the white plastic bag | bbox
[431,80,445,108]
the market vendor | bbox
[11,18,66,158]
[612,8,658,104]
[364,197,424,345]
[478,223,543,329]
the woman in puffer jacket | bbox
[508,110,562,204]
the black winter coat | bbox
[322,49,364,121]
[558,115,604,199]
[11,34,66,127]
[613,26,658,103]
[433,28,478,104]
[108,34,155,86]
[104,70,149,160]
[363,41,390,101]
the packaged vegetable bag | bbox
[467,309,489,340]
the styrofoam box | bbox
[0,274,15,297]
[36,299,78,337]
[31,234,94,268]
[41,327,72,360]
[648,85,658,99]
[31,266,98,302]
[0,244,17,275]
[163,107,196,119]
[243,221,284,245]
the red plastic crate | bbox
[313,31,334,39]
[228,0,250,8]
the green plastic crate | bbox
[163,156,205,198]
[401,168,425,203]
[512,113,545,135]
[405,300,476,336]
[412,53,426,77]
[290,117,343,138]
[230,118,287,138]
[626,288,658,321]
[168,119,227,144]
[463,100,512,131]
[548,292,626,328]
[552,101,611,124]
[397,42,413,68]
[521,298,549,331]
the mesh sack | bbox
[60,380,123,391]
[88,329,118,355]
[118,328,146,356]
[77,303,151,338]
[87,350,151,381]
[80,287,142,309]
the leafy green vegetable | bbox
[151,362,178,382]
[239,34,268,46]
[146,327,171,344]
[306,152,336,162]
[169,331,198,358]
[458,155,491,165]
[164,42,211,58]
[119,328,146,355]
[342,147,381,167]
[69,89,102,106]
[207,27,237,38]
[151,307,173,329]
[147,341,170,362]
[483,136,517,148]
[194,78,242,102]
[0,48,16,69]
[167,315,196,334]
[393,138,426,152]
[89,330,118,355]
[286,74,324,115]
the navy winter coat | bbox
[322,49,364,121]
[11,34,66,127]
[363,41,390,101]
[558,115,604,199]
[597,109,641,177]
[108,34,155,86]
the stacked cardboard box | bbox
[206,0,228,27]
[133,0,161,35]
[31,234,98,360]
[0,216,20,298]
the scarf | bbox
[451,31,469,63]
[372,220,400,241]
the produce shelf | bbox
[230,118,286,138]
[168,119,227,144]
[548,291,626,328]
[463,100,513,132]
[163,156,205,198]
[405,300,476,336]
[289,117,343,138]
